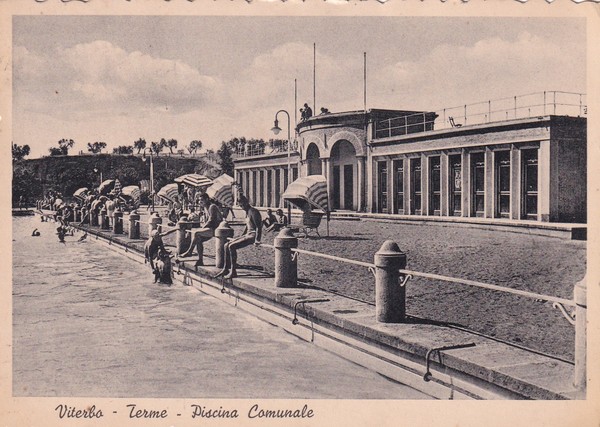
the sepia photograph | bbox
[2,2,599,426]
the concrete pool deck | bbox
[66,215,584,401]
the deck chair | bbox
[449,117,462,128]
[298,211,324,238]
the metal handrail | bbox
[375,90,587,138]
[258,242,574,306]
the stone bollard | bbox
[90,208,99,226]
[574,277,587,394]
[374,241,407,323]
[128,211,140,239]
[100,206,110,230]
[274,228,298,288]
[176,218,192,255]
[215,220,234,269]
[113,208,124,234]
[148,212,162,236]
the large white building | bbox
[234,91,587,223]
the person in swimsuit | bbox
[179,193,222,266]
[215,195,262,279]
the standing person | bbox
[105,196,116,227]
[179,193,222,266]
[215,195,262,279]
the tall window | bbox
[259,170,265,207]
[394,159,404,214]
[429,157,441,215]
[495,151,511,218]
[471,153,485,216]
[410,158,422,215]
[450,155,462,216]
[378,161,388,213]
[523,150,538,219]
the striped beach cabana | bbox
[73,187,89,201]
[174,173,213,189]
[205,174,235,207]
[157,183,179,204]
[282,175,329,212]
[120,186,141,208]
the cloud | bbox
[370,31,585,111]
[14,41,222,117]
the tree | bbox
[134,138,146,154]
[217,141,234,176]
[12,143,30,162]
[48,147,63,156]
[166,138,178,154]
[113,145,134,155]
[187,140,202,155]
[151,141,164,155]
[58,138,75,155]
[87,141,107,154]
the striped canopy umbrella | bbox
[73,187,89,201]
[157,183,179,204]
[98,179,115,195]
[174,173,213,188]
[205,174,235,207]
[120,186,141,207]
[282,175,329,212]
[113,179,122,194]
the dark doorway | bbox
[344,164,353,210]
[333,166,341,210]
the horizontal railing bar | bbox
[400,268,575,306]
[258,242,573,306]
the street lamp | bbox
[142,148,155,211]
[271,109,292,224]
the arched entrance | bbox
[331,140,357,210]
[306,143,322,176]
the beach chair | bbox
[298,211,324,238]
[449,117,462,128]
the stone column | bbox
[441,152,449,216]
[510,146,522,220]
[113,208,123,234]
[461,149,470,218]
[375,241,407,323]
[538,140,551,222]
[148,212,162,236]
[274,228,298,288]
[357,156,365,212]
[421,153,429,216]
[128,211,140,239]
[574,277,587,394]
[484,147,494,218]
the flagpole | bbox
[313,43,316,112]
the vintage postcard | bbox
[1,1,599,426]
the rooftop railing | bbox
[374,91,587,140]
[234,141,299,159]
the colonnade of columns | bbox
[235,166,297,208]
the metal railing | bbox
[374,91,587,139]
[234,141,299,159]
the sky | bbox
[12,16,586,158]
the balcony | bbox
[374,91,587,140]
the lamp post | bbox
[142,148,155,211]
[271,109,292,224]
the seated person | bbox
[186,207,200,222]
[215,195,262,279]
[262,209,277,229]
[266,208,288,232]
[179,193,223,266]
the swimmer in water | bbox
[31,229,40,237]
